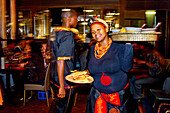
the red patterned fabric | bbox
[94,83,129,113]
[101,92,121,106]
[95,92,121,113]
[101,72,112,86]
[95,95,107,113]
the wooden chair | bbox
[23,63,53,107]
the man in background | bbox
[49,9,78,113]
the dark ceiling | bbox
[12,0,170,11]
[16,0,120,10]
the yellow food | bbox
[73,74,86,80]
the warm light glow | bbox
[105,20,112,22]
[61,9,71,11]
[44,10,50,12]
[83,10,94,12]
[145,11,156,14]
[81,22,88,25]
[115,24,119,28]
[105,15,113,18]
[106,13,120,15]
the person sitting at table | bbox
[20,38,34,63]
[0,37,4,110]
[0,37,4,57]
[0,39,16,92]
[19,41,46,84]
[4,39,23,60]
[41,40,48,69]
[0,73,15,92]
[22,38,33,56]
[129,43,165,102]
[17,41,46,101]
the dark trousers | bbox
[129,76,159,100]
[49,85,75,113]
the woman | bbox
[20,41,45,84]
[85,18,134,113]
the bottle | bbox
[1,57,5,69]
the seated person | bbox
[19,41,46,84]
[4,39,23,60]
[0,39,17,91]
[17,41,46,101]
[129,43,164,101]
[41,41,48,69]
[0,73,15,90]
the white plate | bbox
[65,74,94,84]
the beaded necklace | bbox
[94,38,112,59]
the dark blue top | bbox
[88,41,133,94]
[49,29,75,87]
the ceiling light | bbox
[83,10,94,12]
[44,10,50,12]
[145,10,156,14]
[105,15,113,18]
[81,22,88,25]
[115,24,119,28]
[62,9,71,11]
[106,13,120,15]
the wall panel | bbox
[16,0,119,10]
[126,0,170,10]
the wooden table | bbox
[0,64,25,107]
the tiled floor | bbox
[0,96,50,113]
[0,85,90,113]
[0,84,144,113]
[0,94,89,113]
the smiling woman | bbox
[85,17,134,113]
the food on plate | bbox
[65,71,94,83]
[72,74,89,80]
[70,71,87,76]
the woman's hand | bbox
[57,87,66,98]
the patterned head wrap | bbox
[88,17,108,29]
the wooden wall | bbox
[15,0,170,11]
[16,0,119,10]
[126,0,170,10]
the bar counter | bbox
[109,32,161,41]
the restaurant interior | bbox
[0,0,170,113]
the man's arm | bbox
[57,60,66,98]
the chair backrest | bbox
[162,77,170,91]
[44,63,51,91]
